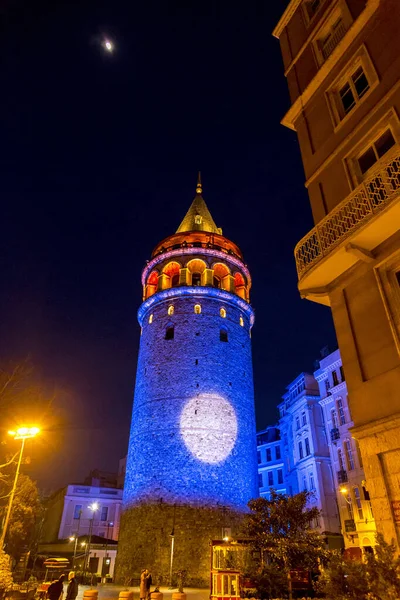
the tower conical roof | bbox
[176,173,221,234]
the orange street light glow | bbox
[8,427,40,440]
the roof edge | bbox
[272,0,302,38]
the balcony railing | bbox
[321,21,347,60]
[337,469,348,484]
[295,150,400,278]
[344,519,356,532]
[330,427,340,442]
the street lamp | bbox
[84,502,99,580]
[0,427,40,547]
[339,487,352,504]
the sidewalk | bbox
[76,585,209,600]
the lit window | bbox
[168,305,174,316]
[148,314,153,324]
[194,304,201,314]
[220,308,226,318]
[358,128,395,174]
[220,329,228,342]
[194,215,202,225]
[239,316,244,327]
[165,326,174,340]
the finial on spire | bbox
[196,171,202,195]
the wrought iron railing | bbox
[337,469,348,484]
[321,21,347,60]
[295,150,400,278]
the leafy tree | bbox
[0,549,13,597]
[244,491,327,599]
[314,552,369,599]
[0,474,41,566]
[366,533,400,600]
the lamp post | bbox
[102,521,113,581]
[1,427,40,548]
[84,502,99,581]
[169,504,176,588]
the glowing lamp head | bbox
[69,536,76,542]
[89,502,99,512]
[339,487,348,495]
[104,39,114,52]
[8,427,40,440]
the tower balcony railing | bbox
[321,21,347,60]
[295,150,400,279]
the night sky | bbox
[0,0,336,491]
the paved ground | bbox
[76,585,210,600]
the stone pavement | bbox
[76,585,210,600]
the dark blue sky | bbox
[0,0,336,490]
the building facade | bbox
[257,427,286,499]
[278,372,340,535]
[274,0,400,546]
[116,176,258,585]
[315,349,376,555]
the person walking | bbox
[65,572,78,600]
[47,574,65,600]
[140,569,147,600]
[146,569,152,600]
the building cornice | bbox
[351,412,400,439]
[272,0,302,39]
[137,287,255,327]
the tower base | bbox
[115,503,245,587]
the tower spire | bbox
[196,171,202,195]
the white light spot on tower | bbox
[180,393,238,464]
[103,39,114,53]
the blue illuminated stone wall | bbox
[123,286,258,511]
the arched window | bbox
[165,325,174,340]
[162,262,181,290]
[220,308,226,318]
[168,305,174,316]
[213,263,230,291]
[192,272,201,286]
[239,316,244,327]
[213,276,221,288]
[171,274,179,287]
[220,328,228,342]
[148,314,153,324]
[194,304,201,314]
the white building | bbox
[257,427,286,499]
[278,373,341,536]
[315,349,376,557]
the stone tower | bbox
[116,175,257,585]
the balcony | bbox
[330,427,340,442]
[337,469,348,484]
[344,519,356,532]
[295,150,400,305]
[321,21,347,60]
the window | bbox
[340,366,345,381]
[100,506,108,521]
[337,448,345,471]
[303,475,308,491]
[296,416,300,431]
[257,451,261,464]
[325,379,331,395]
[194,215,202,225]
[309,471,315,490]
[266,448,271,462]
[168,305,174,316]
[277,469,283,484]
[165,326,174,340]
[275,446,281,460]
[331,409,339,429]
[74,505,82,520]
[302,411,307,426]
[192,273,202,286]
[220,308,226,318]
[355,439,364,468]
[337,398,346,425]
[319,17,346,60]
[194,304,201,314]
[299,442,304,460]
[332,370,339,386]
[353,486,363,519]
[268,471,273,486]
[344,439,355,470]
[213,276,221,288]
[171,274,179,287]
[303,0,322,21]
[305,438,311,456]
[363,486,373,516]
[239,316,244,327]
[220,329,228,342]
[148,314,153,324]
[258,473,263,488]
[339,66,369,116]
[358,128,396,174]
[347,494,354,520]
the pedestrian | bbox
[140,569,147,600]
[146,569,152,600]
[47,574,65,600]
[65,572,79,600]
